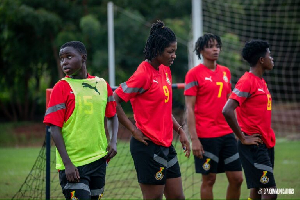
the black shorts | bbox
[130,137,181,185]
[194,133,242,174]
[59,158,106,199]
[238,141,276,189]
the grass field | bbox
[0,138,299,199]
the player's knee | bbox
[202,175,216,187]
[229,175,243,186]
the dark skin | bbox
[186,39,244,199]
[113,42,190,199]
[50,46,118,183]
[223,48,277,199]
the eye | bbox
[67,55,72,59]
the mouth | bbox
[213,53,219,57]
[63,67,71,73]
[169,60,174,65]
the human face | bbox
[59,46,86,77]
[156,42,177,66]
[262,48,274,70]
[200,39,221,61]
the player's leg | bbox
[238,139,276,200]
[89,158,107,199]
[194,137,221,199]
[222,133,243,199]
[164,145,184,200]
[59,167,91,200]
[130,137,167,199]
[201,173,217,199]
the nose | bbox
[172,52,176,59]
[61,58,67,66]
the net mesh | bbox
[13,0,299,199]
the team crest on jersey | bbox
[155,167,165,180]
[70,191,78,200]
[165,73,171,85]
[223,72,228,83]
[260,171,269,184]
[203,158,211,171]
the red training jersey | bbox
[115,61,173,147]
[43,74,116,127]
[229,72,276,148]
[184,64,233,138]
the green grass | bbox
[0,139,299,199]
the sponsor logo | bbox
[203,158,211,171]
[223,72,228,82]
[205,76,212,82]
[165,73,171,85]
[70,191,78,200]
[153,79,158,83]
[258,88,265,92]
[260,171,269,184]
[155,167,165,180]
[82,82,100,95]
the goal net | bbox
[13,0,299,199]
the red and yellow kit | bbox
[115,61,173,147]
[184,64,233,138]
[229,72,275,148]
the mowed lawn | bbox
[0,138,299,199]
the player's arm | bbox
[113,92,150,145]
[172,115,190,158]
[222,99,262,145]
[185,95,204,158]
[105,114,118,160]
[50,125,80,182]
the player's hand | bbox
[65,162,80,183]
[241,133,263,145]
[178,130,191,158]
[132,128,150,146]
[191,138,205,159]
[105,141,117,160]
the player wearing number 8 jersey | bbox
[43,41,118,200]
[114,20,190,200]
[185,33,243,200]
[223,40,277,199]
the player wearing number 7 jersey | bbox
[184,33,243,199]
[114,20,190,200]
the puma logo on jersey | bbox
[205,76,212,82]
[82,82,100,95]
[258,88,265,92]
[153,80,158,83]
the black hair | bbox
[143,20,176,60]
[242,40,269,66]
[194,33,222,60]
[60,41,87,55]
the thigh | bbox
[221,133,242,172]
[59,170,91,200]
[164,177,184,199]
[166,145,181,179]
[130,137,168,185]
[194,137,222,174]
[88,158,107,199]
[238,141,276,189]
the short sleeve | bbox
[105,82,117,118]
[229,77,251,106]
[115,68,151,102]
[184,69,198,96]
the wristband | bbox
[177,125,183,133]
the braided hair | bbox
[242,40,269,66]
[194,33,222,60]
[60,41,87,55]
[143,20,176,60]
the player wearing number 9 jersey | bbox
[184,33,243,200]
[114,20,190,200]
[43,41,118,200]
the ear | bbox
[82,54,87,63]
[259,57,264,64]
